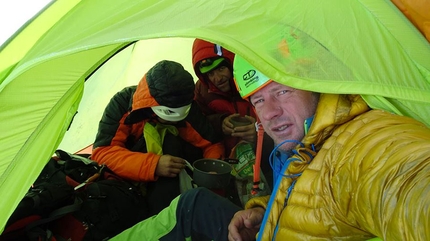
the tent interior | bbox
[57,38,198,154]
[0,0,429,234]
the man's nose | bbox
[261,98,282,120]
[212,72,222,83]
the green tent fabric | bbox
[0,0,429,234]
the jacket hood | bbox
[192,39,236,93]
[132,60,195,111]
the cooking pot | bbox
[192,158,234,189]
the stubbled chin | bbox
[220,86,230,92]
[217,80,230,91]
[272,134,297,151]
[277,142,296,152]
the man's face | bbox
[206,66,232,92]
[250,81,319,152]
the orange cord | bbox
[251,122,264,195]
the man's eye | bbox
[278,90,288,96]
[253,99,264,106]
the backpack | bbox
[1,149,148,241]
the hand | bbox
[155,154,185,177]
[230,115,256,143]
[222,114,236,136]
[228,207,265,241]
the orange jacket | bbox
[92,70,224,182]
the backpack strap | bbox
[25,197,83,232]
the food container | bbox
[192,159,233,189]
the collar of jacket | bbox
[301,94,369,150]
[282,94,369,178]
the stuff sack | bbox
[229,141,255,178]
[1,149,148,241]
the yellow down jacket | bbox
[246,94,430,240]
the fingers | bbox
[161,167,181,178]
[233,124,255,134]
[156,155,186,177]
[228,212,244,241]
[227,208,264,241]
[224,114,238,127]
[232,116,255,132]
[169,156,186,170]
[171,156,186,165]
[231,121,257,143]
[223,116,235,135]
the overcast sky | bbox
[0,0,51,46]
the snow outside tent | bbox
[0,0,429,234]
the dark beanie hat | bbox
[146,60,195,108]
